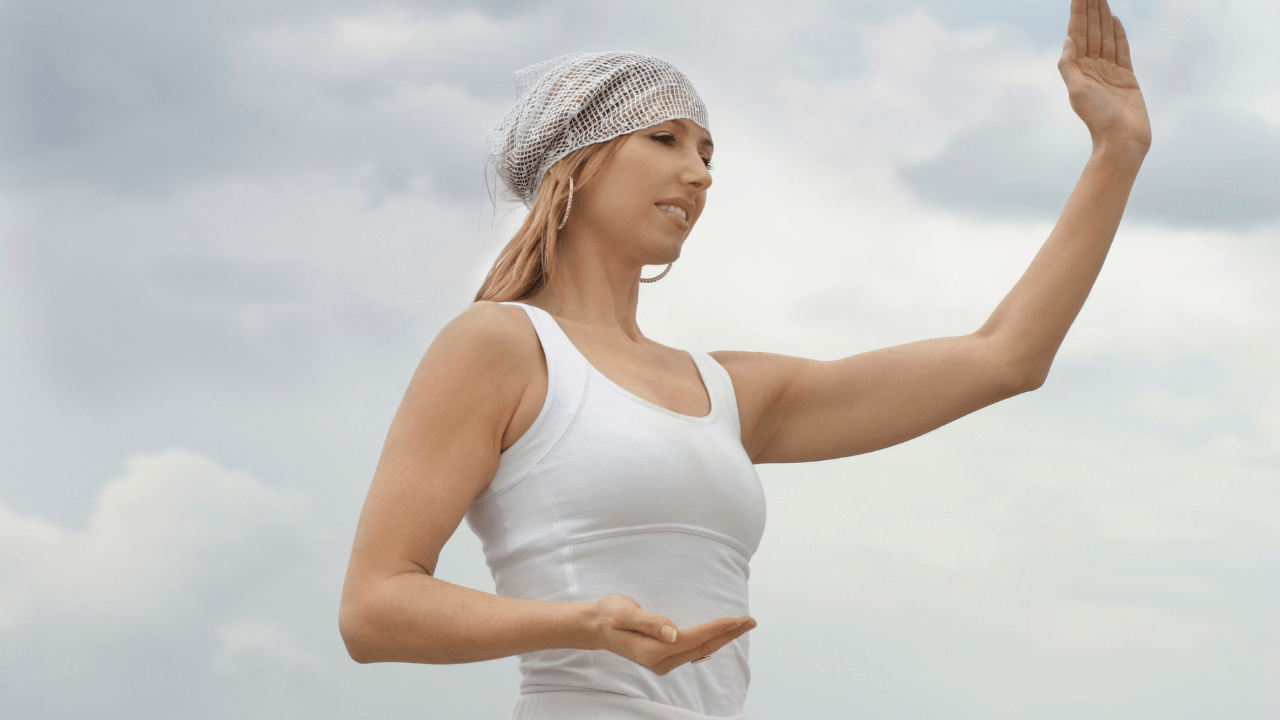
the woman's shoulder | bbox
[427,301,541,371]
[448,300,534,339]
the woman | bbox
[339,1,1150,717]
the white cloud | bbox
[1033,601,1235,654]
[0,449,524,718]
[744,407,1279,717]
[0,450,335,717]
[1,450,307,613]
[328,10,514,64]
[212,619,322,673]
[1258,91,1280,125]
[1065,223,1270,357]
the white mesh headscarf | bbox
[487,51,710,207]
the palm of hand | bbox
[1059,0,1152,150]
[593,594,754,676]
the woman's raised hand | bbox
[589,594,756,676]
[1059,0,1151,152]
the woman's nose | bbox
[684,153,712,190]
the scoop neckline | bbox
[517,303,717,422]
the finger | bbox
[1099,0,1116,63]
[654,620,757,674]
[1114,16,1134,72]
[1086,0,1101,59]
[672,616,749,646]
[1067,0,1086,50]
[667,617,754,655]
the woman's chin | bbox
[635,236,684,263]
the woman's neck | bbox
[523,233,648,341]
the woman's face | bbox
[571,118,714,265]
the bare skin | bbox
[340,0,1150,676]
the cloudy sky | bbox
[1,0,1276,717]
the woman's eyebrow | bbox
[667,118,714,152]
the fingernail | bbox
[661,625,677,643]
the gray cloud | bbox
[901,104,1280,229]
[1126,110,1280,228]
[921,0,1161,47]
[899,94,1085,222]
[0,0,550,202]
[6,202,417,397]
[900,0,1280,229]
[1,0,275,195]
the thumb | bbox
[621,609,679,643]
[1058,36,1083,82]
[1058,36,1079,68]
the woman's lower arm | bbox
[978,142,1146,384]
[340,570,598,664]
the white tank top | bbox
[465,303,766,719]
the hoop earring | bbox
[557,177,573,230]
[639,263,673,283]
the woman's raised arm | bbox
[719,0,1150,464]
[339,302,752,673]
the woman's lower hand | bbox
[587,594,756,676]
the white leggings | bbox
[512,691,748,720]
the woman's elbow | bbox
[338,598,380,664]
[981,338,1052,396]
[1003,358,1051,395]
[974,334,1052,397]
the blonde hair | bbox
[475,135,628,303]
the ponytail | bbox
[475,135,628,302]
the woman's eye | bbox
[652,132,711,170]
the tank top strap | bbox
[690,352,744,438]
[485,302,590,494]
[502,302,586,374]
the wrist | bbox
[1089,140,1147,176]
[1091,137,1149,163]
[570,601,604,651]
